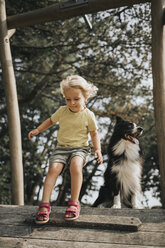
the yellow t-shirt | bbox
[50,106,97,147]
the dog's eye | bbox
[128,123,133,128]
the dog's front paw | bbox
[111,204,121,209]
[133,205,143,209]
[132,202,143,209]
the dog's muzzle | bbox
[133,127,143,137]
[125,127,143,144]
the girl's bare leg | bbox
[38,162,64,220]
[65,156,84,218]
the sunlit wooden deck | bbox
[0,205,165,247]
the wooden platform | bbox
[0,205,165,248]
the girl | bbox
[28,75,103,224]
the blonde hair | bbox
[60,75,98,99]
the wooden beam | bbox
[0,0,24,205]
[8,28,16,39]
[7,0,150,30]
[151,0,165,208]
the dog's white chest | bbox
[112,139,142,196]
[113,139,140,161]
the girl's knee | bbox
[49,162,64,175]
[70,157,83,175]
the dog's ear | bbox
[116,116,123,123]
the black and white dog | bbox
[93,116,143,209]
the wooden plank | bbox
[7,0,150,30]
[0,205,165,225]
[1,216,164,234]
[0,225,165,246]
[0,1,24,205]
[151,0,165,208]
[25,212,142,232]
[84,208,165,223]
[28,227,165,247]
[141,223,165,232]
[0,237,163,248]
[0,224,32,237]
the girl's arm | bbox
[90,130,103,164]
[28,118,54,140]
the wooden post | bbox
[151,0,165,208]
[0,0,24,205]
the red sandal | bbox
[35,202,51,224]
[64,200,80,221]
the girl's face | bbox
[64,88,87,113]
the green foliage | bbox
[0,1,161,206]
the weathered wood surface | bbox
[0,205,164,248]
[25,212,142,232]
[0,237,163,248]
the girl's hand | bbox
[94,150,103,164]
[28,129,40,140]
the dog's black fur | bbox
[93,116,143,208]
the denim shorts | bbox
[49,146,91,167]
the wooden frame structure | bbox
[0,0,165,207]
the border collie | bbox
[93,116,143,209]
